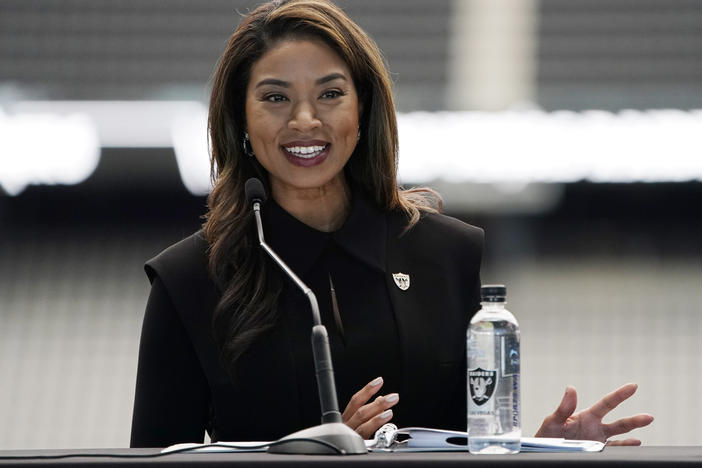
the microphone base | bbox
[267,422,367,455]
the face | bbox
[245,38,360,199]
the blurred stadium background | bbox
[1,0,701,448]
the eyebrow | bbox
[254,72,348,89]
[316,72,348,85]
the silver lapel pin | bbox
[392,272,410,291]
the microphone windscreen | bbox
[245,178,267,205]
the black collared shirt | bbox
[133,192,411,447]
[263,191,403,429]
[133,189,483,447]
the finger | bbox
[355,409,394,440]
[553,385,578,423]
[342,377,384,422]
[603,414,654,439]
[589,383,638,419]
[534,386,577,438]
[345,393,399,430]
[606,438,642,446]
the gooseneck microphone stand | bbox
[245,178,367,455]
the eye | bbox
[263,93,288,103]
[320,89,344,100]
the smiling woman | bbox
[130,0,652,449]
[245,38,361,232]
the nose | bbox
[288,101,322,133]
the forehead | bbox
[249,37,352,83]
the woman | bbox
[130,0,652,448]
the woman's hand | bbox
[342,377,399,439]
[535,383,654,445]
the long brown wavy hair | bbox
[204,0,440,376]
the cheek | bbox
[246,110,277,145]
[347,119,360,146]
[337,112,359,141]
[337,116,359,163]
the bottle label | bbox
[501,335,520,377]
[468,367,497,406]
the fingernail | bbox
[384,393,399,403]
[370,377,383,387]
[380,409,393,419]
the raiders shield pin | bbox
[392,272,410,291]
[468,368,497,406]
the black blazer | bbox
[131,210,483,447]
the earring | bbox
[357,128,361,142]
[243,132,254,157]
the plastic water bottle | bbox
[466,284,521,454]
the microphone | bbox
[244,177,267,203]
[244,178,366,455]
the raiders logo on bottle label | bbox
[468,368,497,406]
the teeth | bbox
[284,145,326,159]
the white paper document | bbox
[161,427,605,454]
[367,426,605,453]
[161,441,270,454]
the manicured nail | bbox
[370,377,383,387]
[380,409,393,419]
[385,393,399,403]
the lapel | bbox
[384,211,462,425]
[150,232,301,439]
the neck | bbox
[271,176,352,232]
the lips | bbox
[281,140,330,167]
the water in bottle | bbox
[467,284,521,454]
